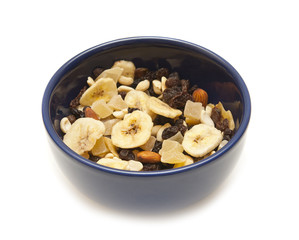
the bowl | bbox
[42,37,251,212]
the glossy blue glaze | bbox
[42,37,251,212]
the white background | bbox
[1,0,298,239]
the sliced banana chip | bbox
[182,124,223,157]
[124,90,156,119]
[95,67,123,83]
[79,77,117,106]
[147,97,182,119]
[111,110,153,148]
[63,118,105,155]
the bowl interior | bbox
[47,37,247,158]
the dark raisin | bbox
[92,67,104,78]
[119,91,127,99]
[162,126,179,139]
[69,86,87,108]
[178,124,188,135]
[128,107,140,113]
[169,92,192,109]
[155,68,169,80]
[216,118,229,131]
[211,107,222,124]
[162,86,182,103]
[134,68,149,79]
[153,115,175,126]
[70,107,85,119]
[118,149,135,160]
[89,154,100,162]
[181,79,190,92]
[165,77,181,88]
[160,163,174,170]
[143,71,156,81]
[168,72,180,80]
[152,141,162,153]
[67,114,77,124]
[175,118,184,126]
[142,163,162,171]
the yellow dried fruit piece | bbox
[185,117,200,126]
[159,139,184,155]
[215,102,235,130]
[91,137,109,157]
[95,67,123,83]
[173,155,194,168]
[91,99,113,119]
[97,158,128,170]
[140,136,156,151]
[184,100,202,121]
[107,95,128,110]
[102,118,121,136]
[103,137,119,157]
[161,151,187,164]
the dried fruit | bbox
[118,149,135,160]
[192,88,208,107]
[162,126,179,140]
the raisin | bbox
[143,71,156,81]
[153,115,174,126]
[162,126,179,139]
[67,114,77,124]
[134,68,149,79]
[162,86,182,103]
[128,107,140,113]
[216,118,229,131]
[142,163,162,171]
[160,163,174,170]
[89,154,100,162]
[178,125,188,135]
[92,67,104,78]
[155,68,169,80]
[152,141,162,153]
[165,77,181,88]
[118,149,135,160]
[69,86,87,108]
[119,91,127,99]
[165,72,180,88]
[169,92,192,109]
[70,107,85,119]
[181,79,190,92]
[211,107,221,124]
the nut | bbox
[87,76,95,86]
[161,76,167,92]
[137,151,161,163]
[60,117,71,133]
[84,107,99,120]
[152,80,162,95]
[136,80,150,91]
[125,160,143,171]
[118,76,134,86]
[192,88,208,107]
[118,85,134,92]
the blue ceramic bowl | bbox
[42,37,251,212]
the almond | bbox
[192,88,208,107]
[84,107,99,120]
[136,151,161,163]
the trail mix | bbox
[60,60,235,171]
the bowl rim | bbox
[42,36,251,177]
